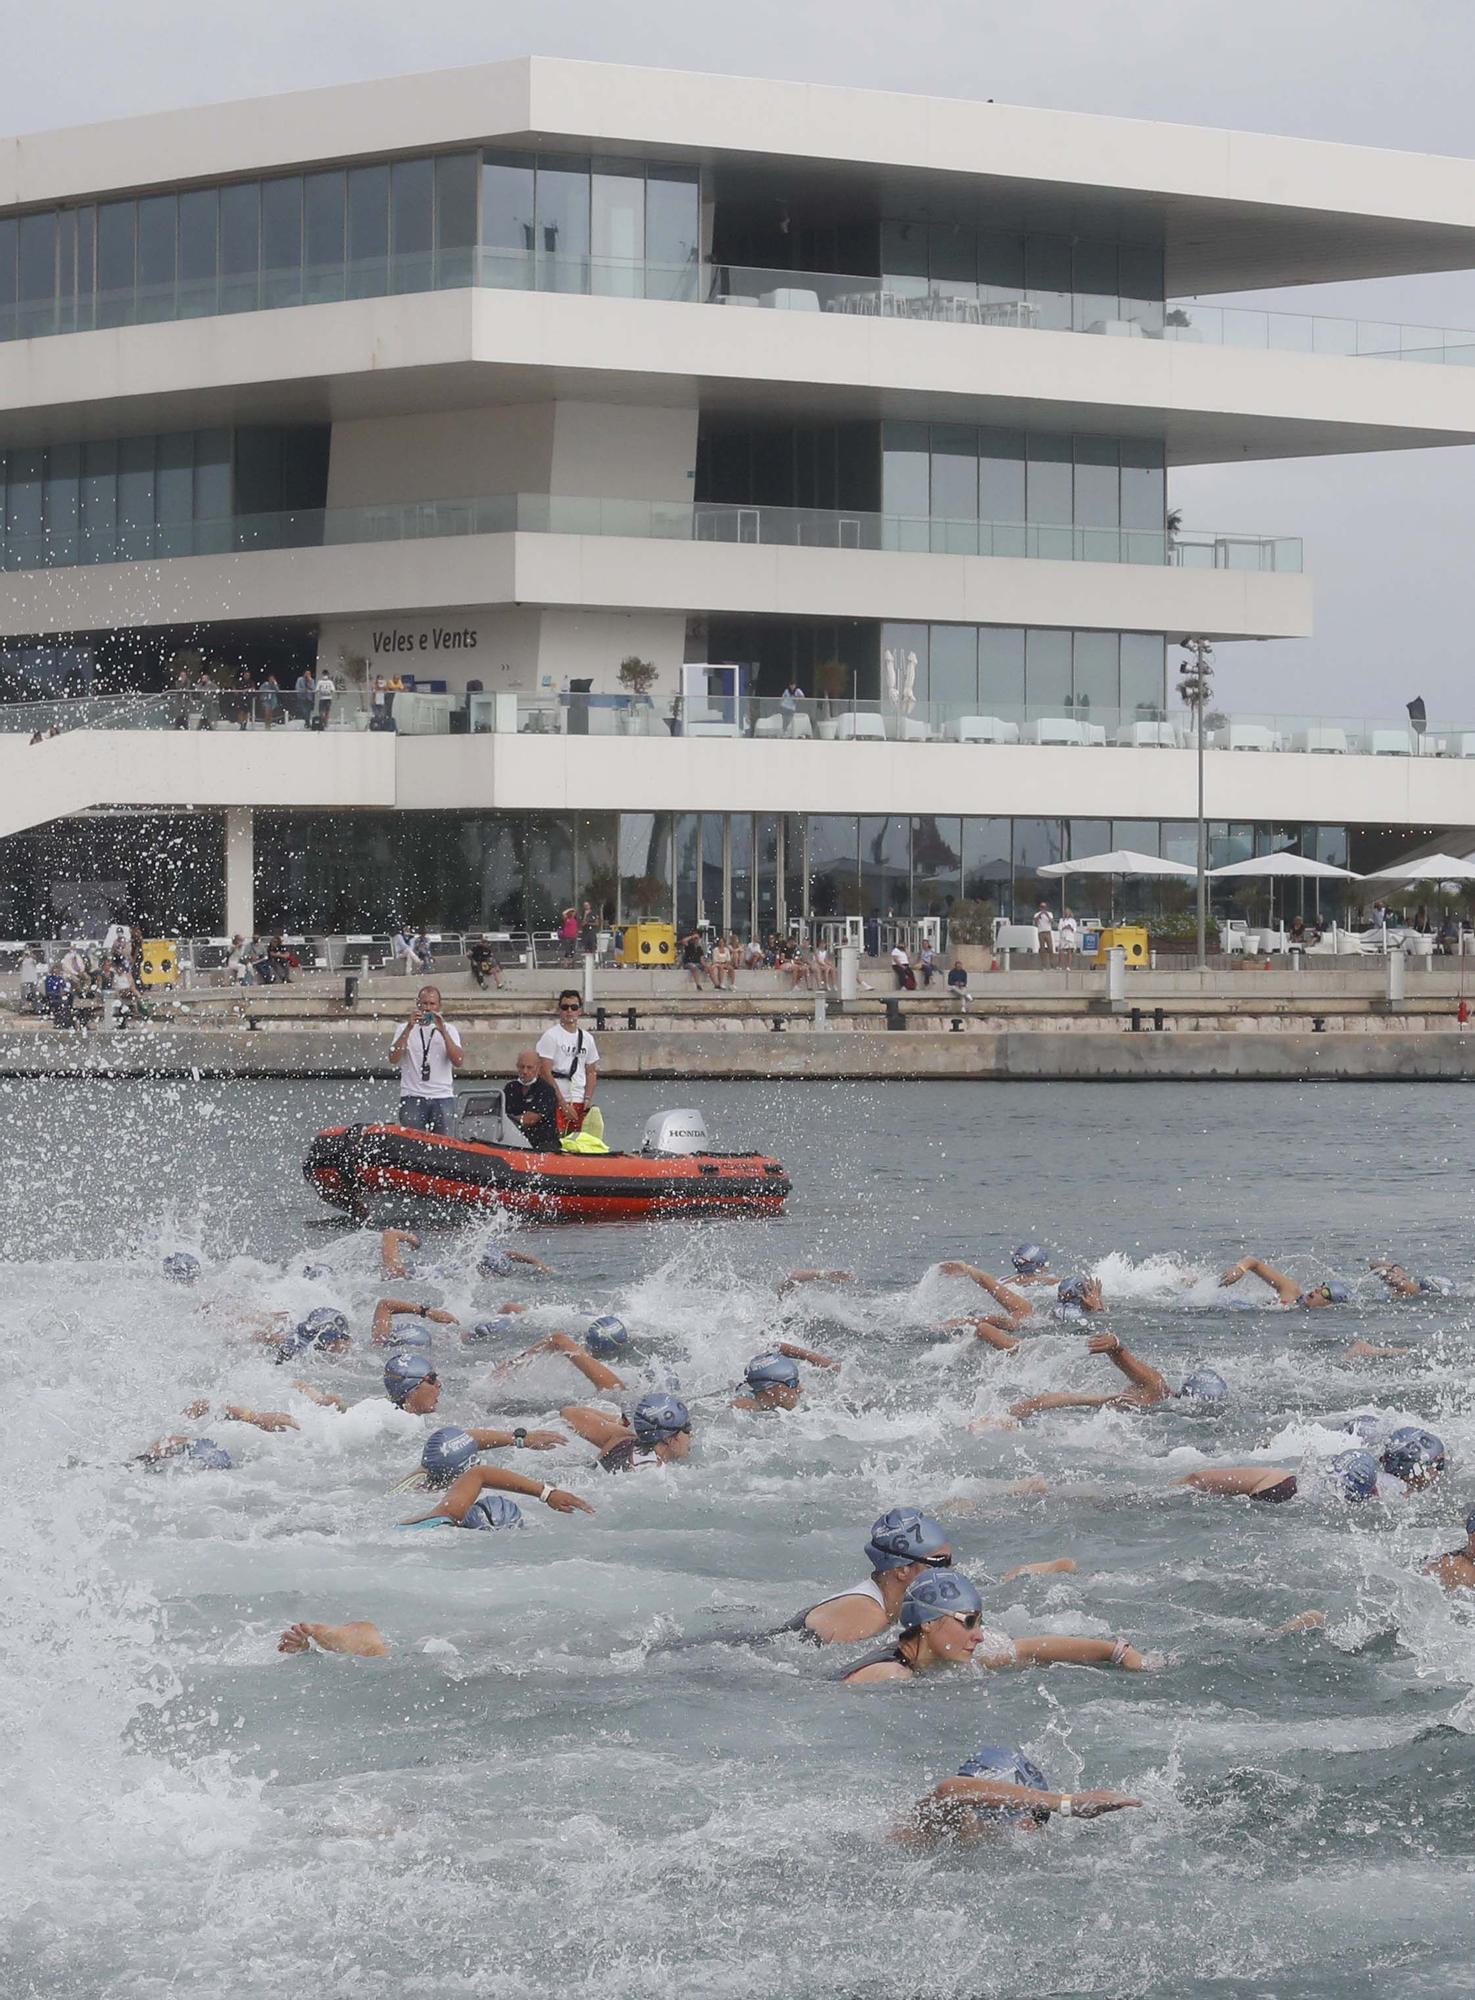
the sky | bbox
[7,0,1475,716]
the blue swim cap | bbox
[163,1252,201,1285]
[387,1321,433,1352]
[462,1494,525,1531]
[300,1263,330,1282]
[1379,1426,1446,1483]
[384,1351,436,1405]
[1320,1280,1351,1305]
[1464,1509,1475,1541]
[464,1315,516,1343]
[899,1571,983,1631]
[1178,1368,1229,1403]
[586,1314,630,1358]
[743,1351,801,1393]
[630,1392,690,1444]
[1057,1275,1088,1305]
[479,1246,515,1278]
[956,1744,1051,1825]
[1418,1276,1454,1296]
[866,1508,950,1572]
[302,1307,350,1347]
[183,1437,232,1471]
[421,1426,479,1485]
[1343,1413,1386,1446]
[1011,1244,1047,1275]
[1327,1448,1379,1503]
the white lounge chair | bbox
[1116,721,1180,747]
[945,715,1019,744]
[1222,722,1282,752]
[1034,717,1090,746]
[832,712,887,742]
[1295,726,1349,754]
[1366,728,1413,756]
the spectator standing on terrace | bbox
[257,673,281,727]
[294,667,315,725]
[780,677,805,734]
[314,667,336,729]
[1034,901,1055,960]
[1056,910,1079,965]
[558,907,580,967]
[18,949,39,1013]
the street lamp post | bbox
[1177,639,1215,970]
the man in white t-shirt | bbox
[389,984,463,1135]
[890,942,911,990]
[535,989,600,1137]
[1034,902,1055,961]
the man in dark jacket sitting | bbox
[502,1047,562,1153]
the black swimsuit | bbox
[833,1642,911,1683]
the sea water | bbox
[4,1076,1475,1999]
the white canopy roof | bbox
[1038,849,1198,879]
[1362,852,1475,882]
[1208,852,1361,880]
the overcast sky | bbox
[8,0,1475,716]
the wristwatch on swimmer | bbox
[512,1427,528,1448]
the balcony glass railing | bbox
[2,689,1468,758]
[4,242,1474,372]
[0,492,1301,575]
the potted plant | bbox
[617,655,657,698]
[815,656,848,719]
[625,873,670,920]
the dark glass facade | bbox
[0,426,329,569]
[880,424,1166,548]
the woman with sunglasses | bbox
[835,1573,1156,1684]
[558,1392,694,1473]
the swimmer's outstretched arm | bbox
[938,1263,1031,1323]
[1369,1260,1420,1297]
[464,1424,566,1451]
[910,1775,1142,1827]
[291,1380,349,1411]
[278,1620,389,1658]
[505,1247,555,1274]
[1177,1466,1290,1498]
[558,1404,628,1450]
[404,1464,595,1522]
[219,1404,301,1432]
[776,1269,855,1296]
[1219,1256,1301,1303]
[945,1315,1021,1352]
[536,1331,624,1392]
[380,1227,419,1278]
[1089,1332,1171,1403]
[1008,1391,1127,1419]
[1347,1339,1411,1361]
[999,1558,1077,1580]
[990,1635,1157,1671]
[372,1297,459,1344]
[777,1340,840,1370]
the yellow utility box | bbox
[620,921,676,967]
[140,939,179,986]
[1092,925,1149,969]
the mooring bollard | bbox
[1153,1006,1165,1031]
[885,998,905,1031]
[343,974,358,1009]
[595,1005,608,1032]
[1129,1006,1143,1032]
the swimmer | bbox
[1218,1256,1350,1308]
[733,1343,839,1412]
[273,1307,354,1364]
[835,1573,1155,1683]
[1006,1243,1059,1288]
[485,1319,636,1393]
[1377,1425,1447,1492]
[401,1462,594,1524]
[279,1620,390,1657]
[776,1269,855,1296]
[776,1508,1074,1646]
[1000,1334,1228,1422]
[1369,1259,1452,1299]
[938,1262,1105,1330]
[162,1251,202,1286]
[896,1744,1141,1844]
[477,1241,554,1279]
[133,1434,234,1470]
[559,1392,692,1473]
[371,1296,460,1345]
[393,1421,566,1492]
[1421,1509,1475,1591]
[1176,1448,1385,1505]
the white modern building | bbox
[2,57,1475,942]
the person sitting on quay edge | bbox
[503,1047,562,1153]
[681,929,709,989]
[389,983,464,1136]
[468,936,503,989]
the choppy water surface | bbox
[5,1077,1475,1999]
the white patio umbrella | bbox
[1039,849,1197,878]
[1362,852,1475,882]
[1208,850,1361,933]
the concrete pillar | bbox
[1107,946,1127,1006]
[224,808,254,940]
[1387,946,1406,1004]
[838,944,859,1001]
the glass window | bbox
[1024,232,1071,329]
[1120,439,1165,554]
[390,157,434,294]
[1072,237,1118,331]
[978,229,1024,300]
[53,209,78,329]
[978,626,1025,712]
[1072,631,1118,714]
[1119,242,1164,334]
[481,153,536,289]
[1013,817,1064,913]
[963,817,1011,910]
[6,448,43,566]
[193,428,232,549]
[860,815,909,919]
[1112,820,1159,856]
[135,194,176,313]
[1026,435,1072,558]
[536,159,590,293]
[304,172,346,303]
[525,818,574,926]
[96,201,137,328]
[674,811,703,932]
[1209,822,1254,870]
[346,163,389,298]
[219,182,259,314]
[74,206,96,330]
[0,217,16,340]
[433,154,477,290]
[155,432,194,557]
[913,815,961,916]
[881,420,930,548]
[1121,633,1166,717]
[1073,435,1120,546]
[1308,825,1348,869]
[592,165,644,297]
[728,813,754,938]
[261,176,303,307]
[1069,819,1111,860]
[1025,629,1072,710]
[116,434,157,560]
[880,218,927,299]
[928,624,978,713]
[927,222,976,299]
[177,189,218,317]
[808,815,857,918]
[978,428,1026,555]
[646,165,699,300]
[79,438,118,565]
[17,212,57,337]
[1162,823,1198,868]
[930,424,978,552]
[618,811,672,921]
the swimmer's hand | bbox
[1086,1331,1121,1355]
[1218,1260,1248,1286]
[1272,1610,1326,1637]
[278,1619,389,1658]
[938,1260,976,1278]
[545,1487,596,1515]
[182,1398,211,1419]
[518,1430,566,1452]
[1001,1558,1077,1580]
[223,1404,300,1432]
[1058,1789,1143,1819]
[1348,1339,1409,1360]
[423,1308,459,1327]
[545,1332,581,1353]
[968,1414,1021,1433]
